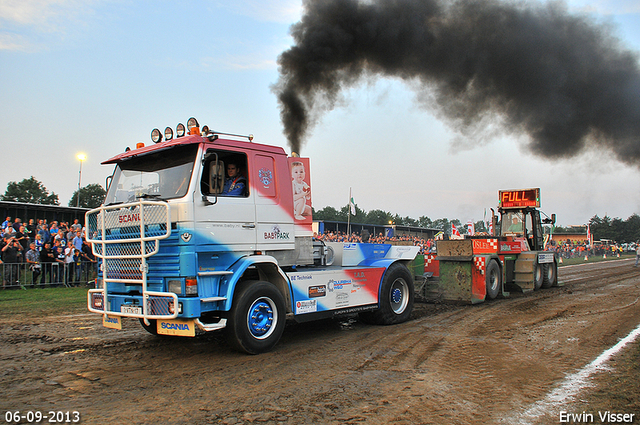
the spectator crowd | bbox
[545,239,629,259]
[314,230,437,254]
[1,216,97,289]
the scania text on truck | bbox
[86,117,418,354]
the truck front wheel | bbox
[139,318,158,335]
[360,263,414,325]
[225,280,286,355]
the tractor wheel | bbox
[225,280,286,355]
[360,263,414,325]
[533,261,544,290]
[485,260,501,300]
[542,261,557,288]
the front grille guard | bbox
[85,200,177,320]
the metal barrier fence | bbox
[0,260,98,289]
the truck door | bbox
[253,154,295,251]
[195,150,257,252]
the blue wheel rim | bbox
[247,297,277,339]
[390,278,409,314]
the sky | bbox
[1,0,639,228]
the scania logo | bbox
[161,322,191,331]
[118,213,140,223]
[181,233,192,243]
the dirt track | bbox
[1,259,639,425]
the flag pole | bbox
[347,187,351,236]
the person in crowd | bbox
[13,225,28,263]
[39,242,55,286]
[80,239,97,281]
[38,223,51,244]
[71,219,82,232]
[1,234,22,288]
[34,233,44,252]
[635,242,640,267]
[25,242,41,286]
[2,217,11,230]
[54,229,67,249]
[73,231,83,252]
[64,242,75,285]
[52,239,65,285]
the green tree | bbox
[313,206,341,222]
[69,184,106,209]
[418,215,433,228]
[2,176,59,205]
[365,209,393,225]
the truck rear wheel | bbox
[533,261,544,290]
[542,261,557,288]
[225,280,286,355]
[360,263,414,325]
[485,260,501,300]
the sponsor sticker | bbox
[538,253,555,264]
[308,285,326,298]
[296,299,317,314]
[157,319,196,337]
[103,315,122,330]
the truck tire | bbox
[225,280,286,355]
[542,261,557,288]
[139,318,158,335]
[485,260,501,300]
[533,261,544,290]
[360,263,414,325]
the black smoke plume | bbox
[274,0,640,165]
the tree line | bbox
[314,204,640,243]
[1,177,106,209]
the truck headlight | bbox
[168,280,182,295]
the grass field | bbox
[0,286,88,320]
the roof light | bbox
[164,127,174,141]
[248,134,254,142]
[176,123,186,137]
[151,128,162,143]
[187,117,199,130]
[136,142,145,149]
[201,125,210,134]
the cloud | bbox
[0,0,97,50]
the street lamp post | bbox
[77,153,86,207]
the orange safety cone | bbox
[559,257,564,264]
[603,253,607,259]
[584,255,588,261]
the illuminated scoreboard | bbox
[499,188,540,209]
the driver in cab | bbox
[222,162,246,196]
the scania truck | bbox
[87,117,418,354]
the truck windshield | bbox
[104,144,198,205]
[501,211,525,236]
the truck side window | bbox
[201,151,249,197]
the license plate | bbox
[121,305,142,315]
